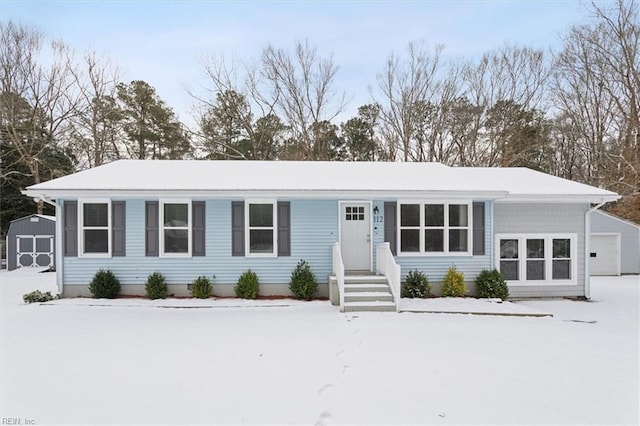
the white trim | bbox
[78,199,111,258]
[159,199,192,257]
[55,201,63,294]
[397,200,473,257]
[338,200,373,271]
[245,199,278,258]
[495,233,578,286]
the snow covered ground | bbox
[1,268,638,425]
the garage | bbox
[590,233,621,276]
[6,215,56,271]
[591,210,640,275]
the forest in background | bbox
[2,0,639,238]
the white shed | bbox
[590,210,640,275]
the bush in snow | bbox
[191,276,212,299]
[402,269,431,298]
[475,269,509,300]
[88,269,121,299]
[235,269,259,299]
[440,266,466,297]
[145,272,168,299]
[289,259,318,300]
[23,290,57,304]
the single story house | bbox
[23,160,619,310]
[590,210,640,275]
[6,214,56,271]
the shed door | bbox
[340,203,371,271]
[16,235,54,268]
[590,234,620,276]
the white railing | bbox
[376,242,401,312]
[332,242,346,312]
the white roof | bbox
[24,160,619,203]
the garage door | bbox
[590,234,620,276]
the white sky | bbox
[1,1,592,126]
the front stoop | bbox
[330,275,397,312]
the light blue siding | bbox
[63,199,338,288]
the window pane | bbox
[164,229,188,253]
[449,229,468,252]
[527,239,545,259]
[84,230,108,253]
[400,204,420,226]
[164,204,188,227]
[500,239,519,259]
[553,239,571,258]
[449,204,468,227]
[424,204,444,227]
[250,204,273,227]
[500,260,519,280]
[424,229,444,252]
[527,260,545,280]
[553,260,571,279]
[84,203,108,227]
[250,229,274,253]
[400,229,420,252]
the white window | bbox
[495,234,577,285]
[246,201,277,256]
[79,200,111,256]
[161,201,191,256]
[398,202,471,255]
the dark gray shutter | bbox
[145,201,159,257]
[277,201,291,256]
[473,201,485,256]
[112,201,126,256]
[231,201,245,256]
[63,200,78,257]
[384,202,397,255]
[192,201,206,256]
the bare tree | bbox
[375,42,449,162]
[260,40,346,159]
[67,52,123,168]
[552,0,640,222]
[0,21,78,212]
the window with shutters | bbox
[79,200,111,257]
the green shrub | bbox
[402,269,431,298]
[23,290,57,304]
[235,269,259,299]
[191,276,213,299]
[289,260,318,300]
[145,272,168,299]
[88,269,121,299]
[475,269,509,300]
[441,266,466,297]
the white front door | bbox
[340,203,371,271]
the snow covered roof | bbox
[24,160,620,203]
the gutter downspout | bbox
[33,195,63,296]
[585,201,607,300]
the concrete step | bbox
[343,301,397,312]
[343,275,388,285]
[343,283,391,293]
[344,291,394,303]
